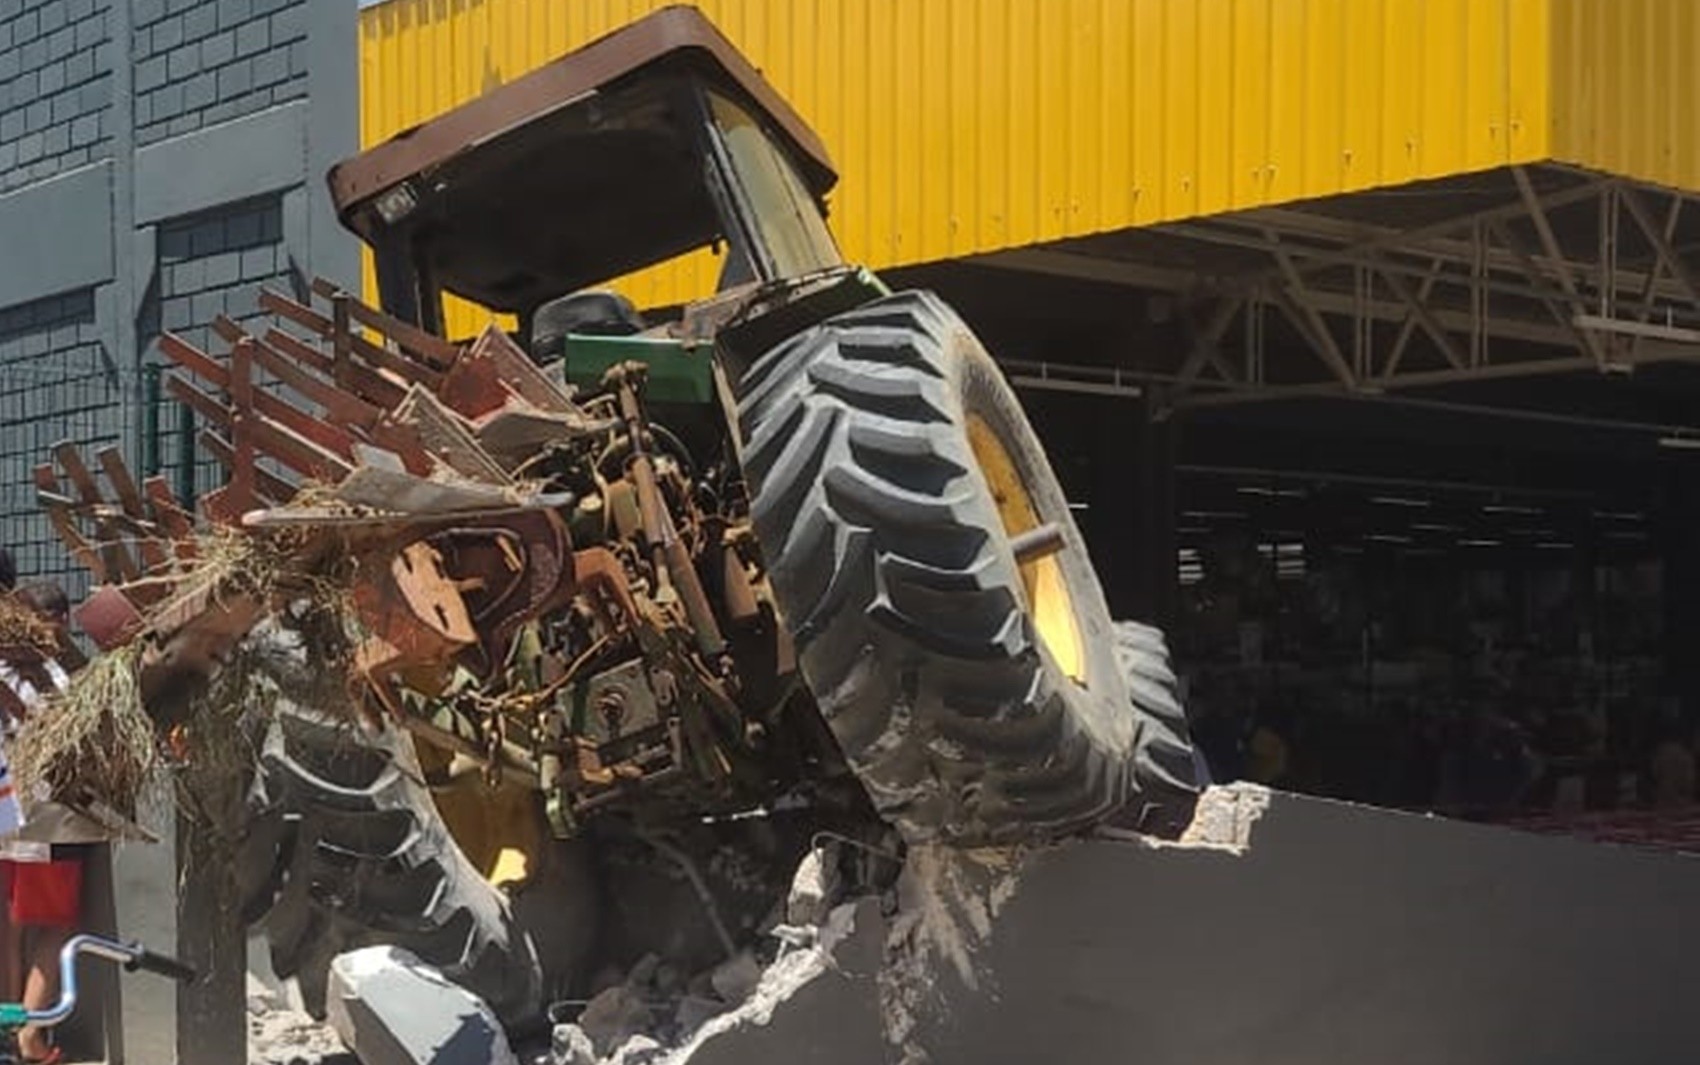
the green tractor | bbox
[74,5,1198,1035]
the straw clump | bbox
[12,643,154,820]
[10,526,357,820]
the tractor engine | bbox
[409,358,803,837]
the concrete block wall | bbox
[142,194,296,497]
[0,6,357,1058]
[152,195,291,355]
[132,0,305,146]
[0,0,355,593]
[0,0,113,193]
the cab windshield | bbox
[707,93,841,283]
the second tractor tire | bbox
[235,694,544,1028]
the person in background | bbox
[14,585,81,675]
[0,579,82,1064]
[1648,720,1697,810]
[14,587,64,631]
[1245,704,1292,787]
[1461,708,1539,818]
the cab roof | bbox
[327,6,837,313]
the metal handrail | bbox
[0,933,195,1030]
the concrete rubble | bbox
[324,947,519,1065]
[241,781,1700,1063]
[676,783,1700,1065]
[525,788,1263,1065]
[538,836,882,1065]
[248,1005,351,1065]
[244,965,348,1065]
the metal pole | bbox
[175,394,194,506]
[141,366,160,477]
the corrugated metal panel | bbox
[357,0,1549,333]
[1550,0,1700,195]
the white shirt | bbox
[0,658,69,844]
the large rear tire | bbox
[236,699,545,1028]
[736,290,1192,844]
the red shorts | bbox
[0,858,82,928]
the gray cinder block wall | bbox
[0,3,357,1061]
[0,0,358,600]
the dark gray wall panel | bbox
[0,0,355,595]
[0,158,112,306]
[0,4,356,1056]
[302,0,357,291]
[132,98,303,223]
[139,194,294,498]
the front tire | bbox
[737,290,1186,844]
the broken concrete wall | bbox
[689,787,1700,1065]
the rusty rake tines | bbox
[34,444,194,603]
[154,281,473,522]
[148,277,605,534]
[159,328,336,521]
[308,276,460,371]
[262,279,453,393]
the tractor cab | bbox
[328,5,843,345]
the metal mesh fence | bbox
[0,287,117,599]
[140,192,296,503]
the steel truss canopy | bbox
[974,164,1700,420]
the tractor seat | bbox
[530,290,645,362]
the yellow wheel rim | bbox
[417,738,545,887]
[966,414,1086,684]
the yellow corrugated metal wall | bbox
[1549,0,1700,194]
[359,0,1558,332]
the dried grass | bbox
[12,643,154,819]
[177,526,295,600]
[13,524,364,819]
[173,643,277,815]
